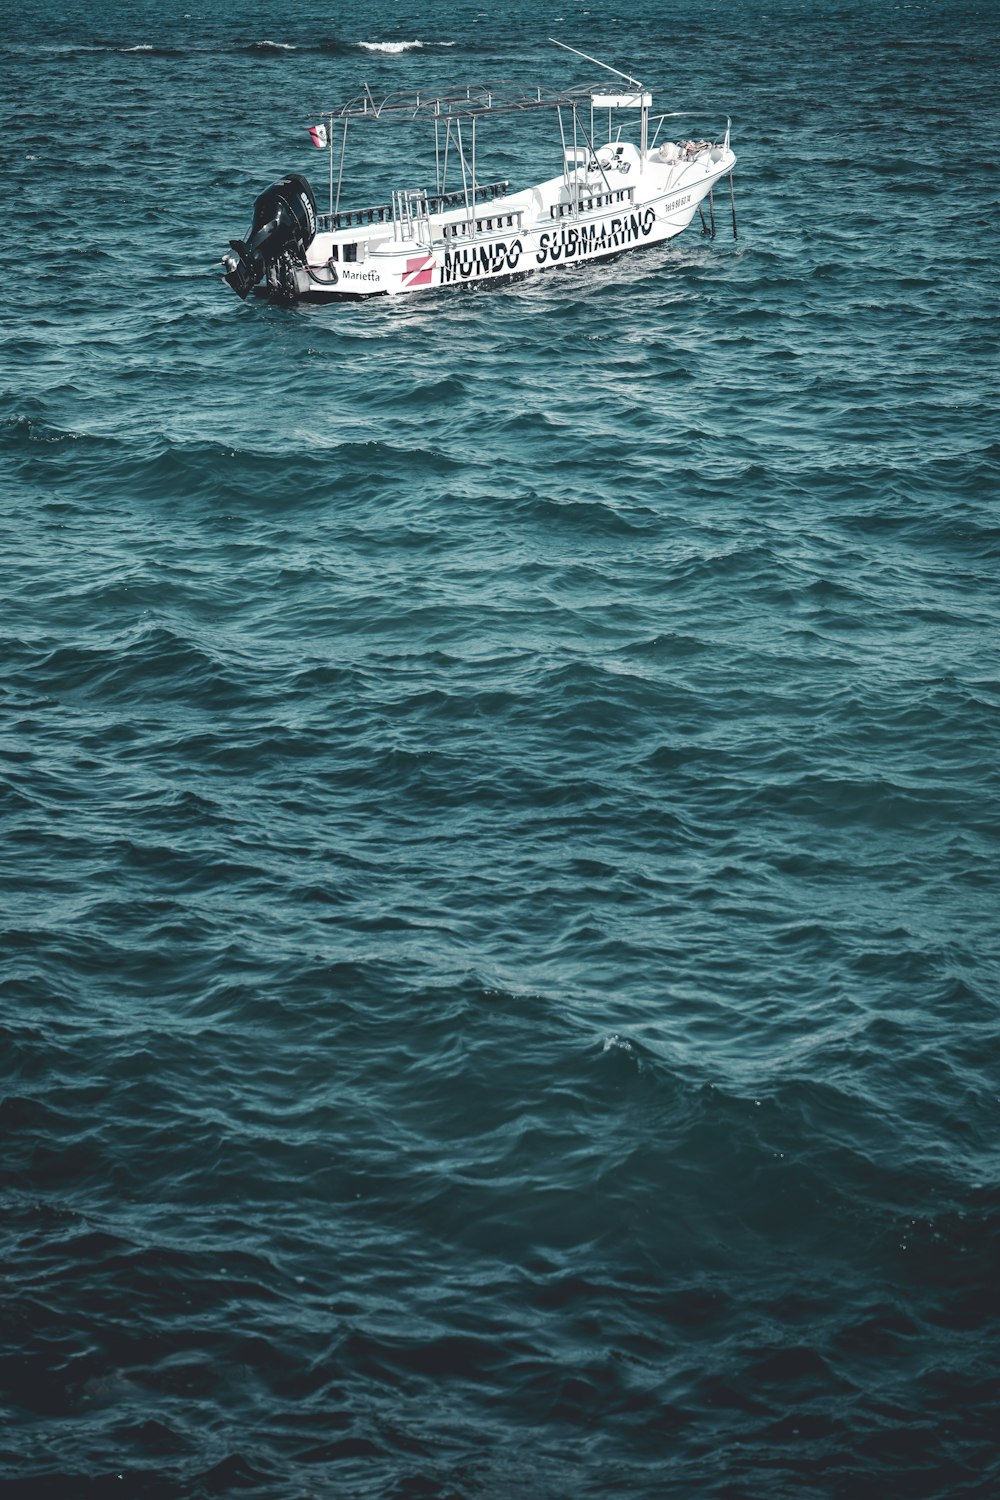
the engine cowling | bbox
[221,174,318,300]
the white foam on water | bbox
[357,40,426,53]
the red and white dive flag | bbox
[308,123,328,149]
[402,254,435,289]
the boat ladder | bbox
[392,189,431,244]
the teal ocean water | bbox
[2,2,999,1496]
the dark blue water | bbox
[3,2,999,1496]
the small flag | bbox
[308,123,328,149]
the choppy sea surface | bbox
[2,2,999,1496]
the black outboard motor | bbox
[221,174,318,300]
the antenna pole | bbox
[335,120,348,218]
[549,37,640,88]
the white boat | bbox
[221,41,737,304]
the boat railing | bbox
[318,203,392,232]
[551,185,635,219]
[317,180,510,236]
[441,209,524,241]
[428,180,509,214]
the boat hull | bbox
[287,156,734,303]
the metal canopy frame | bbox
[315,78,639,221]
[318,80,609,124]
[315,36,654,122]
[310,41,732,233]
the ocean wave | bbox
[313,34,353,56]
[357,39,426,54]
[356,39,458,53]
[4,35,465,61]
[81,41,186,56]
[1,419,468,510]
